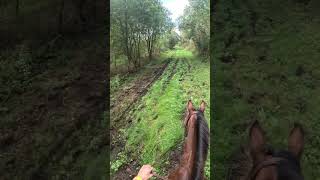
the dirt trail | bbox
[111,58,191,180]
[112,142,183,180]
[110,61,170,133]
[110,60,173,180]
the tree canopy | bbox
[178,0,209,57]
[111,0,173,71]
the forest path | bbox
[111,48,210,179]
[110,60,171,136]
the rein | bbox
[153,172,167,180]
[128,167,167,180]
[249,157,287,180]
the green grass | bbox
[111,47,210,178]
[213,1,320,179]
[162,47,194,59]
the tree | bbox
[168,30,180,49]
[16,0,19,17]
[58,0,65,33]
[111,0,172,71]
[179,0,209,57]
[142,0,172,60]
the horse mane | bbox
[273,150,303,180]
[192,111,209,180]
[227,144,305,180]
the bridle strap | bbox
[250,157,287,180]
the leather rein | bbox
[249,157,287,180]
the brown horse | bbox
[227,120,304,180]
[167,100,209,180]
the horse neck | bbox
[181,117,199,176]
[168,113,209,180]
[168,117,198,180]
[184,117,197,156]
[186,114,208,180]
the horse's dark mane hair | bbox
[227,147,304,180]
[274,150,303,180]
[274,150,300,170]
[192,111,209,180]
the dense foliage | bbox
[0,0,105,45]
[167,30,180,50]
[179,0,209,57]
[111,0,173,71]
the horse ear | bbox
[199,101,205,112]
[187,100,193,112]
[288,123,304,159]
[249,120,266,164]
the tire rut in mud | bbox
[110,60,173,161]
[110,60,171,130]
[111,59,189,180]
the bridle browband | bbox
[249,157,287,180]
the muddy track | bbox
[110,60,171,131]
[111,59,189,180]
[110,60,174,173]
[112,141,184,180]
[110,60,177,167]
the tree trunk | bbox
[15,0,19,17]
[58,0,65,34]
[137,34,141,67]
[93,0,97,23]
[148,34,156,61]
[146,36,153,61]
[79,3,87,32]
[124,0,132,72]
[114,53,117,71]
[148,49,152,61]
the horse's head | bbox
[168,100,208,180]
[183,100,205,130]
[249,120,304,180]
